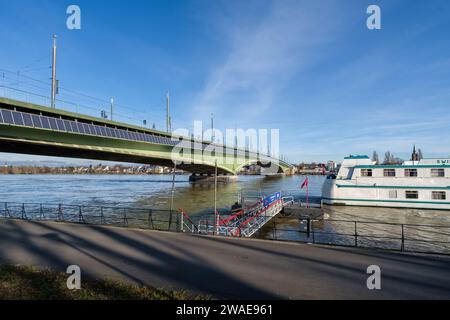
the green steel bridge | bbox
[0,97,294,176]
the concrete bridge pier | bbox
[189,173,238,183]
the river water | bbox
[1,174,450,253]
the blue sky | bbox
[1,0,450,164]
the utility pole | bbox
[166,91,171,133]
[169,161,177,230]
[110,97,114,121]
[51,34,57,108]
[214,160,218,235]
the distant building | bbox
[326,161,336,172]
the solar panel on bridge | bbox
[83,123,92,135]
[109,128,115,137]
[70,122,79,133]
[62,120,71,132]
[22,113,33,127]
[79,123,87,134]
[73,122,80,133]
[1,109,261,160]
[48,117,58,130]
[1,110,13,124]
[12,111,24,126]
[41,117,51,129]
[31,114,42,128]
[56,119,65,131]
[91,125,99,135]
[105,127,112,137]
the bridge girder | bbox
[0,98,294,175]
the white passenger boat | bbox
[322,152,450,210]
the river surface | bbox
[0,174,324,214]
[1,174,450,253]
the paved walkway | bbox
[1,219,450,299]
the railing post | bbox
[40,203,44,220]
[123,208,128,227]
[306,218,311,238]
[148,209,154,229]
[58,204,63,221]
[354,221,358,247]
[272,217,276,240]
[100,207,105,224]
[180,210,184,233]
[21,203,26,220]
[78,206,85,224]
[401,224,405,252]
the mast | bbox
[51,35,57,108]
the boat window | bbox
[405,191,419,199]
[384,169,396,177]
[361,169,372,177]
[405,169,418,177]
[432,191,446,200]
[389,190,397,199]
[431,169,445,177]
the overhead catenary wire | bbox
[0,66,251,148]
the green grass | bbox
[0,265,207,300]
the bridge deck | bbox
[0,97,293,175]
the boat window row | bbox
[0,108,261,158]
[360,168,446,178]
[389,190,447,200]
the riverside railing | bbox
[3,201,450,255]
[257,216,450,255]
[0,202,179,232]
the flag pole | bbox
[306,179,309,208]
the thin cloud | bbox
[192,0,342,121]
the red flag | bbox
[301,177,309,189]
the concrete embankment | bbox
[1,219,450,299]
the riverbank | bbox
[2,219,450,299]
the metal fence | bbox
[0,202,179,232]
[257,216,450,255]
[3,201,450,255]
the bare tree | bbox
[418,149,423,160]
[372,151,379,164]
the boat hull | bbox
[322,179,450,210]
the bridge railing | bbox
[0,88,287,165]
[0,202,179,232]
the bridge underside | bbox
[0,138,234,175]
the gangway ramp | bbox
[179,192,294,238]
